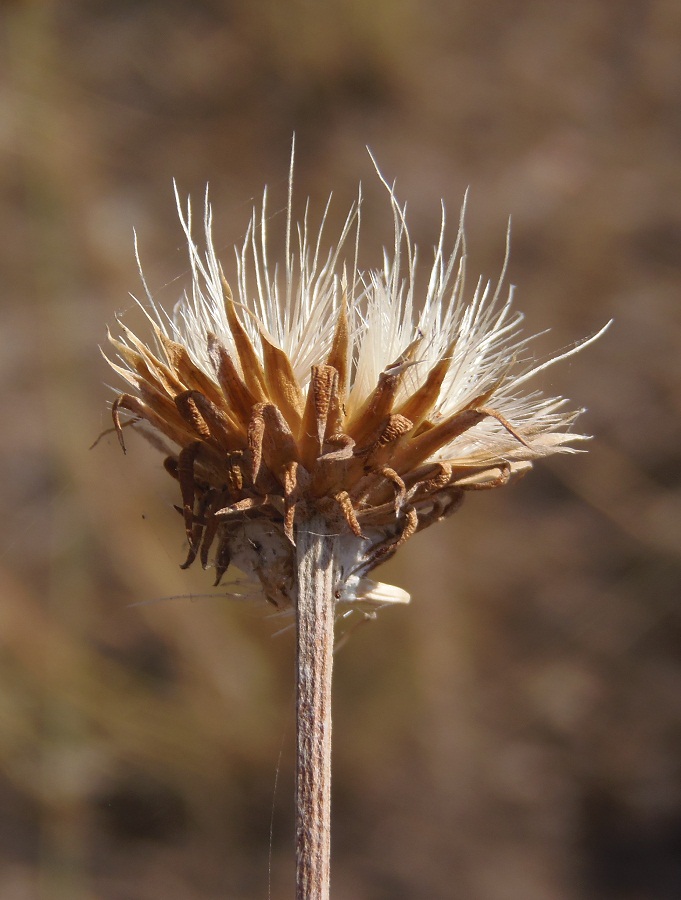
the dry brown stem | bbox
[295,514,337,900]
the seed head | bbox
[105,153,607,610]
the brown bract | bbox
[107,285,531,607]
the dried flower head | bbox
[105,154,607,612]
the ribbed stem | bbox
[295,514,337,900]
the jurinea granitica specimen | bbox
[105,157,608,616]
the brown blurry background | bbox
[2,2,680,898]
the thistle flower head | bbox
[105,154,607,610]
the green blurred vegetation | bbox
[1,1,680,898]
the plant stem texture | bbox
[295,515,337,900]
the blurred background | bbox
[1,1,680,898]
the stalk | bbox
[294,514,337,900]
